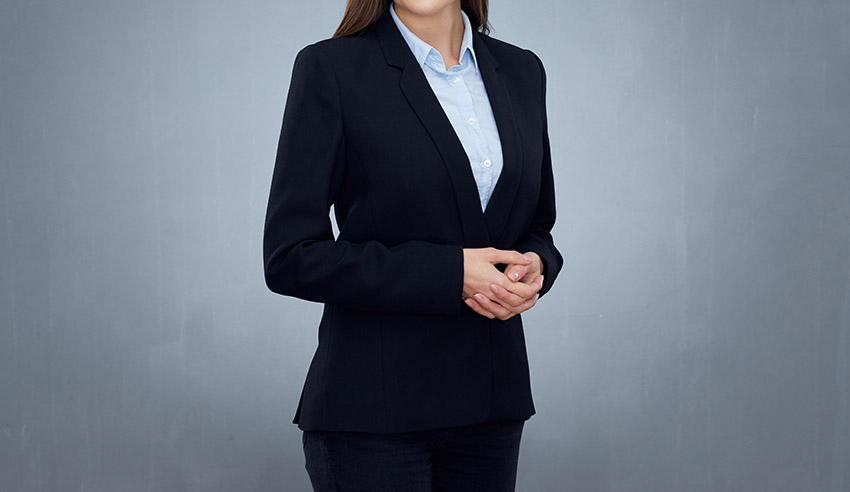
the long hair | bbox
[332,0,491,38]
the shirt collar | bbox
[389,2,479,74]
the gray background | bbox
[1,0,849,490]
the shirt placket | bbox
[447,57,495,211]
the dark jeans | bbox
[302,419,525,492]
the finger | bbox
[524,275,544,292]
[521,252,543,274]
[516,295,537,316]
[488,248,533,266]
[489,283,527,308]
[495,277,541,299]
[521,293,539,312]
[473,293,516,321]
[511,293,539,316]
[493,276,543,310]
[464,296,496,319]
[504,263,531,282]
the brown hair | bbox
[333,0,490,38]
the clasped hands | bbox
[462,247,544,320]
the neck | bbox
[393,2,465,68]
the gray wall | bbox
[1,0,848,490]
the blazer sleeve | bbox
[263,43,465,316]
[511,51,564,299]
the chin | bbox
[394,0,459,17]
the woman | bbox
[263,0,563,489]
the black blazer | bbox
[263,7,563,433]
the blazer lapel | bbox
[375,8,522,247]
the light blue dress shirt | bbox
[390,2,503,212]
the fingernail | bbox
[475,293,485,301]
[490,284,500,293]
[523,253,533,261]
[512,271,519,280]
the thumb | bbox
[488,249,533,266]
[504,264,525,281]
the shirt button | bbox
[452,76,460,83]
[467,117,476,125]
[483,159,492,167]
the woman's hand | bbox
[462,248,543,320]
[464,251,545,320]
